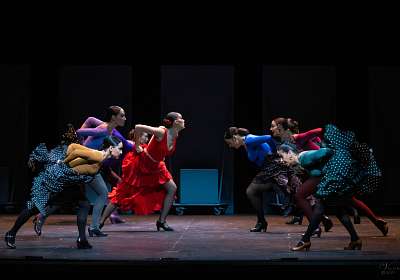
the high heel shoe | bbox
[156,220,174,231]
[286,216,303,225]
[301,227,322,238]
[344,239,362,250]
[4,232,16,249]
[77,238,92,249]
[322,216,333,232]
[33,214,44,236]
[291,241,311,251]
[88,227,108,237]
[375,219,388,236]
[250,221,268,232]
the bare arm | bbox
[133,125,165,152]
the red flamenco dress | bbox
[108,128,177,214]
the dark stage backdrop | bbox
[0,65,31,206]
[368,67,400,214]
[262,66,336,131]
[58,65,133,137]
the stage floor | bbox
[1,214,399,262]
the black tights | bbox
[246,182,276,223]
[9,207,39,236]
[77,201,90,241]
[9,201,89,241]
[301,198,359,242]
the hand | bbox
[135,145,143,153]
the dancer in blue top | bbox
[224,127,301,232]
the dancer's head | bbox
[102,136,123,159]
[60,123,80,145]
[128,129,150,144]
[162,112,185,131]
[270,117,289,138]
[224,127,249,149]
[277,144,299,166]
[105,106,126,127]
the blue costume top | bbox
[244,134,276,167]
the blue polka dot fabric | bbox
[315,124,382,199]
[26,143,93,215]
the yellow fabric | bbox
[72,163,102,175]
[64,143,105,175]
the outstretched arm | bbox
[245,135,273,146]
[299,148,333,168]
[294,128,323,147]
[112,129,133,153]
[76,125,109,138]
[80,117,104,129]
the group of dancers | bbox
[5,106,184,249]
[4,106,386,252]
[224,117,386,251]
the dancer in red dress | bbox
[100,112,185,231]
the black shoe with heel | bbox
[77,238,92,249]
[33,215,44,236]
[88,227,108,237]
[344,239,362,250]
[375,219,388,236]
[5,232,16,249]
[291,241,311,251]
[250,221,268,232]
[156,220,174,231]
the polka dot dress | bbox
[26,143,93,215]
[315,124,382,199]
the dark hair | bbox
[127,129,135,141]
[278,143,298,154]
[101,136,122,150]
[60,123,79,145]
[162,112,182,128]
[104,106,123,122]
[272,117,289,130]
[224,127,250,139]
[287,118,299,134]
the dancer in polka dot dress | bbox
[4,126,123,250]
[290,124,383,251]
